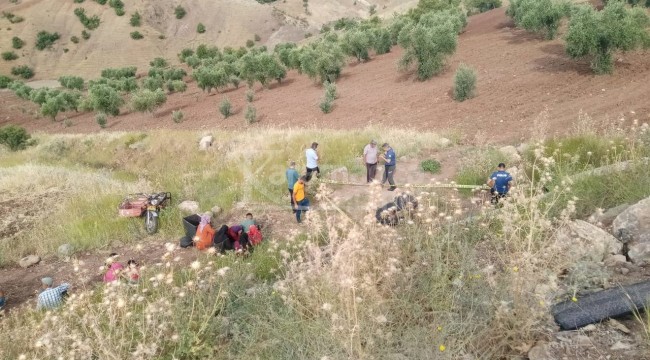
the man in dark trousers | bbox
[286,161,299,212]
[487,163,513,204]
[380,143,397,191]
[305,142,320,182]
[363,139,378,183]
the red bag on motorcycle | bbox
[248,225,263,246]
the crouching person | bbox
[37,277,69,310]
[195,212,216,250]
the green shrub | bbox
[74,8,101,30]
[35,31,61,50]
[566,2,650,74]
[175,6,186,19]
[82,30,91,40]
[230,76,241,89]
[2,12,24,24]
[130,12,141,27]
[142,76,164,91]
[178,48,194,63]
[407,0,462,21]
[101,66,137,79]
[114,7,125,16]
[74,0,84,3]
[420,159,442,173]
[453,64,477,101]
[59,75,84,90]
[341,29,373,62]
[82,84,124,116]
[172,110,184,123]
[11,65,34,79]
[245,89,255,102]
[324,81,337,100]
[96,113,107,128]
[246,39,255,48]
[8,81,32,99]
[245,104,257,124]
[219,98,232,118]
[1,51,18,61]
[467,0,502,13]
[0,75,12,89]
[166,80,187,93]
[149,57,167,68]
[130,88,167,113]
[197,23,206,33]
[319,97,333,113]
[94,0,107,4]
[0,125,31,151]
[109,0,124,15]
[507,0,568,40]
[70,36,80,44]
[12,36,24,49]
[192,65,229,93]
[130,31,144,40]
[398,9,464,80]
[63,119,73,127]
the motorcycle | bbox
[118,192,172,234]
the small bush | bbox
[63,119,73,127]
[420,159,442,174]
[59,75,84,90]
[254,34,261,41]
[114,7,125,16]
[94,0,107,4]
[246,39,255,48]
[142,76,164,91]
[467,0,502,13]
[150,57,167,68]
[101,66,137,79]
[453,64,477,101]
[96,113,107,128]
[245,89,255,102]
[507,0,568,40]
[82,30,91,40]
[35,31,61,50]
[219,98,232,118]
[172,110,184,123]
[11,65,34,79]
[0,125,31,151]
[12,36,24,49]
[319,97,333,113]
[175,6,186,19]
[166,80,187,93]
[3,12,24,24]
[0,75,12,89]
[74,7,101,30]
[74,0,85,3]
[178,48,194,63]
[245,104,257,124]
[1,51,18,61]
[130,31,144,40]
[130,12,141,27]
[324,81,337,100]
[130,88,167,113]
[197,23,206,33]
[70,36,80,44]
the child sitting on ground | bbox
[124,259,140,284]
[103,253,124,283]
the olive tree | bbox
[507,0,569,40]
[341,29,374,62]
[566,1,650,74]
[130,88,167,113]
[81,84,124,116]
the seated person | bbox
[0,290,6,311]
[124,259,140,283]
[195,212,216,250]
[103,253,124,283]
[240,212,261,233]
[37,277,70,310]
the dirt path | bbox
[2,8,648,143]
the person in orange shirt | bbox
[292,176,310,223]
[195,212,215,250]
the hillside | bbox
[1,7,649,143]
[0,0,416,79]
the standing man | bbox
[363,139,379,183]
[37,277,69,310]
[487,163,513,204]
[380,143,397,191]
[292,176,310,223]
[286,161,300,211]
[305,142,320,182]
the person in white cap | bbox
[363,139,378,183]
[37,276,69,310]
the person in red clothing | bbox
[194,212,215,250]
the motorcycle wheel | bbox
[145,211,159,235]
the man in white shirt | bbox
[305,142,320,181]
[363,139,378,183]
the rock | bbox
[575,335,591,347]
[591,204,629,226]
[128,141,146,151]
[610,341,632,351]
[557,220,623,263]
[516,143,529,154]
[620,267,630,275]
[198,135,213,151]
[604,254,627,267]
[612,196,650,264]
[438,137,452,148]
[178,201,200,214]
[581,324,597,332]
[608,319,630,334]
[329,167,349,183]
[499,145,522,163]
[211,206,222,216]
[528,343,552,360]
[57,243,74,257]
[19,255,41,268]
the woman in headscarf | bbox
[103,253,124,283]
[194,212,215,250]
